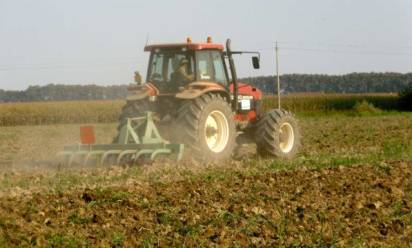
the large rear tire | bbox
[175,93,236,162]
[255,109,301,159]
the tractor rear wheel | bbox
[255,109,300,159]
[175,93,236,162]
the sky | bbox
[0,0,411,90]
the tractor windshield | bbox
[147,48,229,90]
[147,49,195,89]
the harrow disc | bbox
[57,143,183,166]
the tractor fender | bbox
[126,83,159,101]
[175,82,230,101]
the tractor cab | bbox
[143,37,229,92]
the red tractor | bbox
[115,37,301,162]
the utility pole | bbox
[275,41,281,109]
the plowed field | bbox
[0,113,411,247]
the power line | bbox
[275,40,412,50]
[1,41,411,72]
[281,46,412,56]
[0,60,143,71]
[254,45,412,57]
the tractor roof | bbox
[144,42,224,52]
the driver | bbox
[172,58,194,84]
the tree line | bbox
[243,72,412,94]
[0,84,127,102]
[1,72,411,102]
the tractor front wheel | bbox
[255,109,301,159]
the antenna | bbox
[145,33,150,46]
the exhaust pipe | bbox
[226,39,238,111]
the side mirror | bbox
[134,71,142,84]
[252,56,260,69]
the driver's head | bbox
[179,58,189,67]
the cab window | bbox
[148,49,194,84]
[196,50,228,85]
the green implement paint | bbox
[57,112,184,166]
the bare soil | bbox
[0,161,411,247]
[0,113,411,247]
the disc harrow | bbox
[57,112,184,166]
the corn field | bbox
[0,94,399,126]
